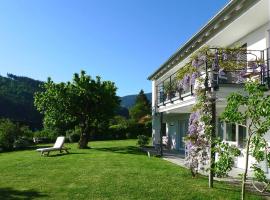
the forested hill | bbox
[121,93,151,109]
[0,74,43,129]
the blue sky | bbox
[0,0,228,96]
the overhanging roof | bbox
[147,0,261,80]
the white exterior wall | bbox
[236,22,270,50]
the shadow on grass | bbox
[211,181,270,198]
[0,187,48,200]
[0,145,46,153]
[94,146,146,156]
[47,152,88,157]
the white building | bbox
[148,0,270,171]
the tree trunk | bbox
[241,136,251,200]
[78,132,89,149]
[78,123,90,149]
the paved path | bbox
[143,147,270,198]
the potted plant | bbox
[163,79,177,100]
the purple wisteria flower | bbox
[177,80,183,91]
[212,51,219,70]
[183,75,190,90]
[189,111,200,124]
[198,54,206,62]
[191,72,198,86]
[250,61,258,71]
[236,52,242,62]
[189,124,197,135]
[186,142,193,151]
[218,68,226,76]
[192,59,199,68]
[188,111,200,138]
[236,76,245,84]
[222,51,228,61]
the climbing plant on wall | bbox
[175,46,267,191]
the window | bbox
[221,122,247,148]
[217,119,224,140]
[226,123,236,142]
[238,125,246,148]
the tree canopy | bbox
[129,90,151,122]
[34,71,120,148]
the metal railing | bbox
[156,48,270,106]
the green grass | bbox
[0,140,264,200]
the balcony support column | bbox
[209,89,216,189]
[205,51,216,189]
[159,112,163,157]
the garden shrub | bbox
[137,135,150,147]
[66,126,81,142]
[125,132,132,139]
[0,119,35,151]
[13,136,31,149]
[127,122,151,138]
[33,128,59,143]
[0,119,17,150]
[19,125,34,139]
[108,124,127,140]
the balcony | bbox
[156,48,270,106]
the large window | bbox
[217,120,247,148]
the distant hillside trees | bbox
[34,71,120,149]
[120,92,151,109]
[0,74,43,129]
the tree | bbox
[34,71,120,149]
[129,90,151,122]
[221,81,270,200]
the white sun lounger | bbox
[36,136,70,156]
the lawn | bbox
[0,139,264,200]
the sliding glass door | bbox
[179,119,189,150]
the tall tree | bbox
[129,90,151,122]
[34,71,120,148]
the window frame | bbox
[218,120,247,148]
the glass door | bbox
[179,119,189,150]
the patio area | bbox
[144,147,252,180]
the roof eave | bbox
[147,0,260,81]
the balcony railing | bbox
[156,48,270,106]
